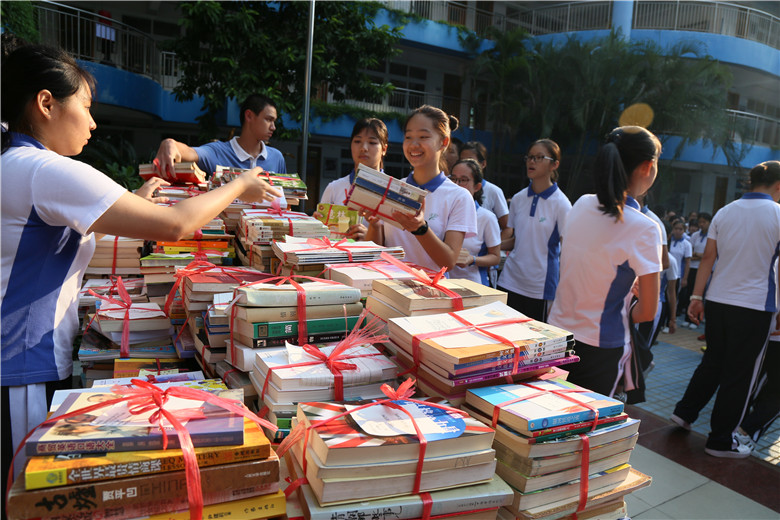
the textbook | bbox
[234,301,365,323]
[325,260,438,297]
[136,490,286,520]
[24,418,271,490]
[465,379,624,435]
[373,277,507,314]
[139,161,208,184]
[272,236,404,266]
[214,165,308,199]
[315,202,361,238]
[235,280,361,307]
[93,301,170,333]
[234,330,351,349]
[25,388,245,455]
[345,164,427,228]
[9,455,280,519]
[234,315,361,339]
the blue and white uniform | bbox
[380,172,477,273]
[194,137,287,176]
[320,171,355,206]
[689,229,708,270]
[498,183,572,300]
[669,236,692,282]
[448,202,501,285]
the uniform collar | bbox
[742,192,772,201]
[526,182,558,199]
[230,136,267,163]
[625,196,640,211]
[7,132,46,150]
[406,171,447,193]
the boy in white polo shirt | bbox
[675,160,780,458]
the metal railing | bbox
[384,0,506,36]
[635,1,779,50]
[727,109,780,147]
[511,1,612,35]
[341,85,476,123]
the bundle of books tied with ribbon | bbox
[248,316,398,442]
[323,258,439,299]
[386,301,579,406]
[462,378,650,520]
[275,379,514,519]
[7,379,286,520]
[85,234,145,278]
[237,206,329,273]
[225,276,364,375]
[212,165,308,205]
[345,164,427,228]
[139,159,208,186]
[272,235,405,276]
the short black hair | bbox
[239,94,277,126]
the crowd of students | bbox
[2,42,779,500]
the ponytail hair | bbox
[749,161,780,189]
[405,105,459,174]
[593,126,661,221]
[2,44,95,153]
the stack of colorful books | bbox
[345,164,427,228]
[7,382,286,520]
[386,302,578,405]
[212,165,309,204]
[139,160,208,185]
[85,235,144,278]
[462,379,649,520]
[272,236,404,269]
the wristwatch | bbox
[410,220,429,236]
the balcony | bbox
[382,1,506,36]
[727,109,780,148]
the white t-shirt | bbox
[481,180,509,220]
[705,193,780,312]
[668,237,692,281]
[689,229,708,269]
[449,204,501,285]
[320,173,353,206]
[380,173,477,273]
[498,184,572,300]
[660,251,679,303]
[641,206,667,245]
[1,137,127,386]
[548,195,662,349]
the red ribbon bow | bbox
[379,252,462,310]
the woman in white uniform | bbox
[548,126,663,397]
[364,105,476,272]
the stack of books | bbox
[216,359,257,406]
[213,165,309,204]
[314,202,361,239]
[386,302,578,405]
[85,235,144,277]
[139,160,208,185]
[324,260,438,298]
[462,379,648,519]
[153,238,235,259]
[8,382,285,520]
[248,341,398,440]
[345,164,427,228]
[78,277,147,310]
[272,236,404,268]
[283,395,512,517]
[83,300,176,360]
[154,184,208,202]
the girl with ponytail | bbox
[363,105,477,272]
[547,126,663,397]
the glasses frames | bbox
[524,155,555,163]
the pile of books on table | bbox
[272,235,404,269]
[139,160,209,185]
[462,378,649,520]
[345,164,427,228]
[85,235,144,278]
[7,381,285,520]
[282,391,514,519]
[323,259,438,299]
[386,301,578,405]
[213,165,309,204]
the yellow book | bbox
[134,490,286,520]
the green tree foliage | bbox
[465,30,737,197]
[1,0,39,43]
[168,1,402,140]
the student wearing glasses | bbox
[448,159,501,285]
[497,139,572,321]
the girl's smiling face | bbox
[403,113,446,171]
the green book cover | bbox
[249,315,360,338]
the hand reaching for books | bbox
[135,177,171,204]
[346,223,367,241]
[155,138,183,178]
[238,167,283,202]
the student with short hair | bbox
[548,126,663,397]
[460,141,509,232]
[674,160,780,458]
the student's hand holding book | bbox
[238,167,283,202]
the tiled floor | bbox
[621,317,780,519]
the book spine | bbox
[528,400,625,431]
[356,165,426,201]
[353,177,422,210]
[250,315,359,338]
[10,458,279,518]
[526,415,627,440]
[156,240,230,248]
[451,344,571,377]
[239,288,359,307]
[451,353,567,386]
[238,303,363,323]
[238,331,349,348]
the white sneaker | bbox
[705,441,752,459]
[661,327,670,334]
[734,428,756,451]
[688,323,698,330]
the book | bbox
[373,277,507,313]
[249,371,391,404]
[139,161,208,184]
[315,202,360,238]
[25,388,245,455]
[112,358,196,378]
[234,301,365,323]
[182,267,270,292]
[498,498,627,520]
[135,490,286,520]
[236,280,361,307]
[215,360,257,398]
[272,236,404,266]
[234,330,352,349]
[286,454,513,520]
[234,315,361,339]
[93,301,170,333]
[9,455,280,519]
[465,379,624,435]
[365,293,448,322]
[24,418,271,490]
[294,399,495,466]
[325,261,438,297]
[345,164,427,228]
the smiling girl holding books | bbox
[0,44,280,484]
[363,105,477,272]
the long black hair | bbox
[351,117,388,170]
[593,126,661,221]
[1,44,95,153]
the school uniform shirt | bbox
[641,206,667,245]
[548,195,662,349]
[381,172,477,273]
[660,251,680,303]
[448,203,501,285]
[193,137,287,208]
[498,183,572,300]
[1,134,127,386]
[481,180,509,220]
[320,172,355,206]
[689,229,708,269]
[668,237,692,281]
[705,193,780,313]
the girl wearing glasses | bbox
[364,105,476,272]
[497,139,571,322]
[317,118,388,240]
[448,159,501,285]
[548,126,663,398]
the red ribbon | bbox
[379,252,463,311]
[281,237,377,265]
[4,379,277,520]
[276,379,471,497]
[87,277,167,358]
[111,235,119,275]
